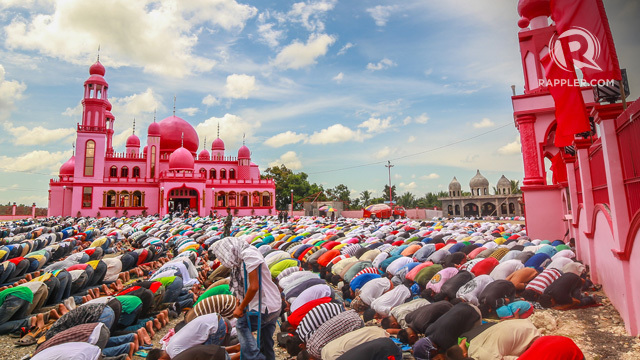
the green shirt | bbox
[0,286,34,306]
[156,276,177,288]
[195,284,232,305]
[116,295,143,314]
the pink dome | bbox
[105,111,114,120]
[59,156,75,176]
[126,133,140,147]
[169,147,195,171]
[158,115,199,155]
[89,61,106,76]
[211,137,225,150]
[148,122,161,136]
[143,145,148,153]
[517,0,551,27]
[198,148,210,160]
[85,74,108,86]
[238,145,250,159]
[106,100,112,111]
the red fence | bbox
[617,103,640,217]
[589,140,609,206]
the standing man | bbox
[223,208,233,238]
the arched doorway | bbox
[168,186,199,214]
[464,203,479,217]
[481,202,496,216]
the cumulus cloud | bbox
[399,181,417,190]
[0,149,73,173]
[110,88,162,119]
[2,0,258,77]
[257,22,284,48]
[180,107,199,116]
[408,135,416,143]
[273,33,336,69]
[366,58,396,71]
[337,42,354,55]
[358,116,391,134]
[287,0,337,32]
[473,118,495,128]
[308,124,366,144]
[62,102,82,117]
[403,113,429,125]
[498,136,522,155]
[225,74,257,99]
[264,131,306,148]
[202,94,219,107]
[268,150,302,170]
[366,5,397,26]
[195,113,261,149]
[420,173,440,180]
[375,146,391,159]
[332,72,344,83]
[0,64,27,120]
[394,173,402,180]
[3,122,75,146]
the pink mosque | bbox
[48,61,276,217]
[514,0,640,334]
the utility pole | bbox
[385,160,394,204]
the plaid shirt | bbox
[306,310,363,359]
[36,322,103,355]
[296,302,344,342]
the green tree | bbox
[397,192,416,208]
[382,185,397,202]
[359,190,372,207]
[262,165,327,210]
[510,180,522,194]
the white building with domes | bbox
[439,170,523,218]
[48,60,275,217]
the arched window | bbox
[132,167,140,178]
[119,191,130,207]
[252,191,260,207]
[84,140,95,176]
[110,166,117,177]
[229,168,236,180]
[217,191,227,207]
[501,203,508,215]
[106,190,116,207]
[150,146,156,178]
[240,191,249,207]
[509,203,516,214]
[199,168,206,178]
[220,168,227,179]
[121,166,129,178]
[447,205,453,215]
[132,191,142,207]
[262,191,271,207]
[229,191,237,207]
[210,168,216,179]
[454,205,460,215]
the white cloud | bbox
[366,58,396,71]
[62,102,82,117]
[308,124,367,144]
[394,173,402,180]
[195,113,261,149]
[286,0,336,32]
[332,72,344,83]
[268,150,302,170]
[414,113,429,124]
[498,136,522,155]
[257,22,284,48]
[264,131,306,148]
[202,94,219,107]
[0,149,72,173]
[225,74,257,99]
[358,116,391,134]
[375,146,391,159]
[473,118,495,128]
[180,107,199,116]
[420,173,440,180]
[3,122,75,146]
[273,33,336,69]
[403,116,412,125]
[0,64,27,120]
[1,0,259,76]
[407,135,416,143]
[112,129,133,149]
[337,42,354,55]
[399,181,417,190]
[110,88,162,118]
[366,5,397,26]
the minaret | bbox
[126,118,141,156]
[237,133,251,180]
[147,110,161,179]
[211,122,225,160]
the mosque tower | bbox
[237,135,251,180]
[146,112,161,179]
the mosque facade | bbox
[48,61,275,217]
[439,170,523,218]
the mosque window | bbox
[199,168,206,178]
[110,166,117,177]
[229,191,237,207]
[262,191,271,207]
[132,167,140,178]
[229,169,236,180]
[240,191,249,207]
[210,168,216,179]
[82,187,92,208]
[105,190,116,207]
[150,146,156,178]
[119,191,130,207]
[132,191,143,207]
[84,140,95,176]
[220,168,227,179]
[121,166,129,178]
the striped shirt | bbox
[525,268,562,294]
[193,294,236,318]
[306,310,364,359]
[296,302,344,342]
[340,244,361,256]
[352,267,379,279]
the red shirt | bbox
[470,257,500,276]
[287,297,332,329]
[518,336,584,360]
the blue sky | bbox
[0,0,638,206]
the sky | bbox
[0,0,638,207]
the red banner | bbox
[551,152,568,184]
[550,0,622,81]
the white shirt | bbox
[32,342,102,360]
[290,284,332,312]
[371,284,410,316]
[359,278,392,306]
[102,257,123,282]
[386,257,414,276]
[166,313,220,358]
[241,246,282,313]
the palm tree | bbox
[360,190,372,207]
[510,180,522,194]
[398,192,416,208]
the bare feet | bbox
[58,303,69,315]
[127,342,136,359]
[48,309,61,321]
[137,327,152,344]
[153,318,162,330]
[145,320,155,338]
[100,284,112,296]
[36,313,45,329]
[25,274,32,281]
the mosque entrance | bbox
[463,203,479,217]
[481,202,496,216]
[168,187,199,214]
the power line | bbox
[308,122,514,175]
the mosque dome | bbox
[148,122,161,137]
[469,170,489,189]
[59,156,75,176]
[126,133,140,148]
[211,137,225,150]
[105,111,114,120]
[448,177,462,191]
[497,175,511,188]
[85,75,108,86]
[238,145,250,159]
[89,61,106,76]
[158,115,199,155]
[143,145,148,153]
[169,147,194,171]
[106,100,112,111]
[198,148,210,160]
[517,0,551,28]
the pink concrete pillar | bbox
[564,155,579,237]
[516,114,545,185]
[574,138,597,282]
[12,202,16,216]
[31,203,36,218]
